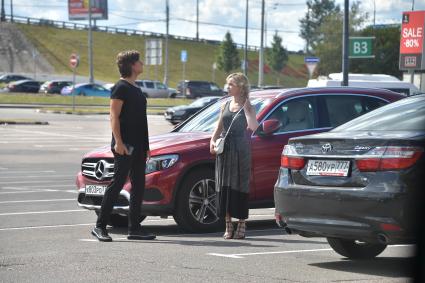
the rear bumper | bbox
[274,170,416,244]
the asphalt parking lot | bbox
[0,109,415,282]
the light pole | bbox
[244,0,248,75]
[164,0,169,85]
[342,0,349,86]
[258,0,265,87]
[196,0,199,40]
[88,0,94,83]
[1,0,5,22]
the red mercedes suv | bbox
[76,87,404,232]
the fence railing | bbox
[3,15,260,51]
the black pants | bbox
[96,149,146,233]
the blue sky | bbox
[4,0,425,51]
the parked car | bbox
[274,94,425,259]
[135,80,177,98]
[177,80,223,98]
[7,79,42,93]
[75,87,404,232]
[61,83,110,97]
[0,74,32,84]
[39,80,72,94]
[164,96,220,125]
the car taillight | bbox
[281,144,306,170]
[356,146,423,171]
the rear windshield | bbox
[333,96,425,132]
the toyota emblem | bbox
[321,143,332,153]
[94,160,107,180]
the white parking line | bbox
[207,245,413,259]
[0,209,88,216]
[0,174,75,179]
[208,248,334,258]
[0,218,175,231]
[2,184,74,189]
[0,170,56,174]
[0,198,75,204]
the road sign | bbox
[145,39,162,66]
[399,10,425,70]
[69,53,79,69]
[304,57,320,78]
[349,37,375,58]
[181,50,187,62]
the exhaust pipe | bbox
[377,233,389,244]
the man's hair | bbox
[116,50,140,77]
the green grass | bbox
[0,93,190,107]
[16,23,308,88]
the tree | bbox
[313,1,367,75]
[350,25,402,78]
[216,32,240,74]
[299,0,340,53]
[266,32,288,85]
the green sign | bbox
[349,37,375,58]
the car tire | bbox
[173,168,223,232]
[169,93,176,98]
[327,237,387,260]
[95,212,146,227]
[79,91,86,96]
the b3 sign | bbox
[399,10,425,70]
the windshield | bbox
[333,96,425,132]
[189,97,215,107]
[176,97,272,133]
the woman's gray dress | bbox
[215,101,251,220]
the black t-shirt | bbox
[110,79,149,151]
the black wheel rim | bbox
[188,178,218,225]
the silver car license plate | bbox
[306,160,350,177]
[85,185,107,196]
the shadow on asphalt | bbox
[107,219,327,246]
[310,257,414,278]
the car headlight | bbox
[145,154,179,174]
[174,110,185,116]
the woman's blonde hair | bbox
[226,72,250,98]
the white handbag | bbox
[214,106,243,155]
[214,137,225,154]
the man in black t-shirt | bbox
[91,50,156,241]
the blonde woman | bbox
[210,72,259,239]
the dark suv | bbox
[177,80,223,98]
[76,87,404,232]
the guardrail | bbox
[3,15,260,51]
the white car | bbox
[135,80,177,98]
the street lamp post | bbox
[244,0,248,75]
[258,0,265,87]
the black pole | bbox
[1,0,5,22]
[196,0,199,40]
[244,0,248,75]
[342,0,349,86]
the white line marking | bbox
[207,245,413,258]
[6,128,107,141]
[0,174,75,179]
[2,184,74,189]
[0,180,68,184]
[0,209,88,216]
[0,198,75,204]
[0,218,175,231]
[0,170,56,174]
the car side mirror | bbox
[257,119,281,136]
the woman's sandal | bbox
[234,221,246,239]
[223,220,234,239]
